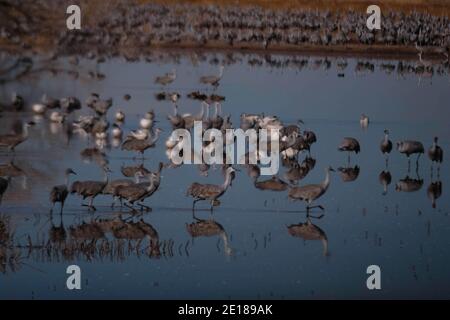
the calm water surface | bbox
[0,52,449,299]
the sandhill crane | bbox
[397,140,424,171]
[281,120,303,137]
[209,94,226,103]
[140,111,155,130]
[125,162,163,211]
[186,218,232,256]
[210,102,224,129]
[86,92,100,108]
[360,114,369,129]
[121,128,162,159]
[128,129,149,140]
[379,170,392,196]
[0,121,35,152]
[283,157,315,185]
[187,167,235,211]
[380,129,393,166]
[50,168,77,214]
[0,176,10,205]
[60,96,81,113]
[103,171,144,208]
[288,166,335,213]
[32,103,46,115]
[427,180,442,209]
[112,123,123,139]
[42,94,60,109]
[121,163,150,178]
[182,102,207,130]
[114,171,159,212]
[70,166,111,211]
[303,130,317,147]
[338,137,360,162]
[168,104,185,129]
[50,111,65,123]
[187,91,208,101]
[288,219,328,256]
[428,137,443,171]
[155,69,176,86]
[200,65,224,87]
[254,176,288,191]
[115,110,125,122]
[91,98,113,117]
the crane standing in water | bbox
[380,129,393,166]
[288,166,335,215]
[428,136,443,175]
[70,166,111,211]
[187,167,235,211]
[0,121,35,153]
[397,140,424,172]
[50,168,77,214]
[200,65,224,88]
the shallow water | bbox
[0,51,449,299]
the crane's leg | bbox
[60,200,65,215]
[407,157,411,173]
[88,197,96,211]
[124,202,138,213]
[137,202,151,212]
[192,199,200,210]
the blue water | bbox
[0,51,449,299]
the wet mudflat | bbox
[0,51,449,299]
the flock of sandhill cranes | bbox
[0,61,446,217]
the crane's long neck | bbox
[217,103,222,116]
[222,171,233,190]
[431,140,437,150]
[213,103,219,118]
[22,125,29,138]
[384,133,389,143]
[218,67,223,78]
[197,103,205,120]
[150,130,160,144]
[321,169,331,190]
[204,104,210,120]
[65,173,70,187]
[134,173,141,183]
[146,178,156,192]
[103,170,109,184]
[173,105,178,116]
